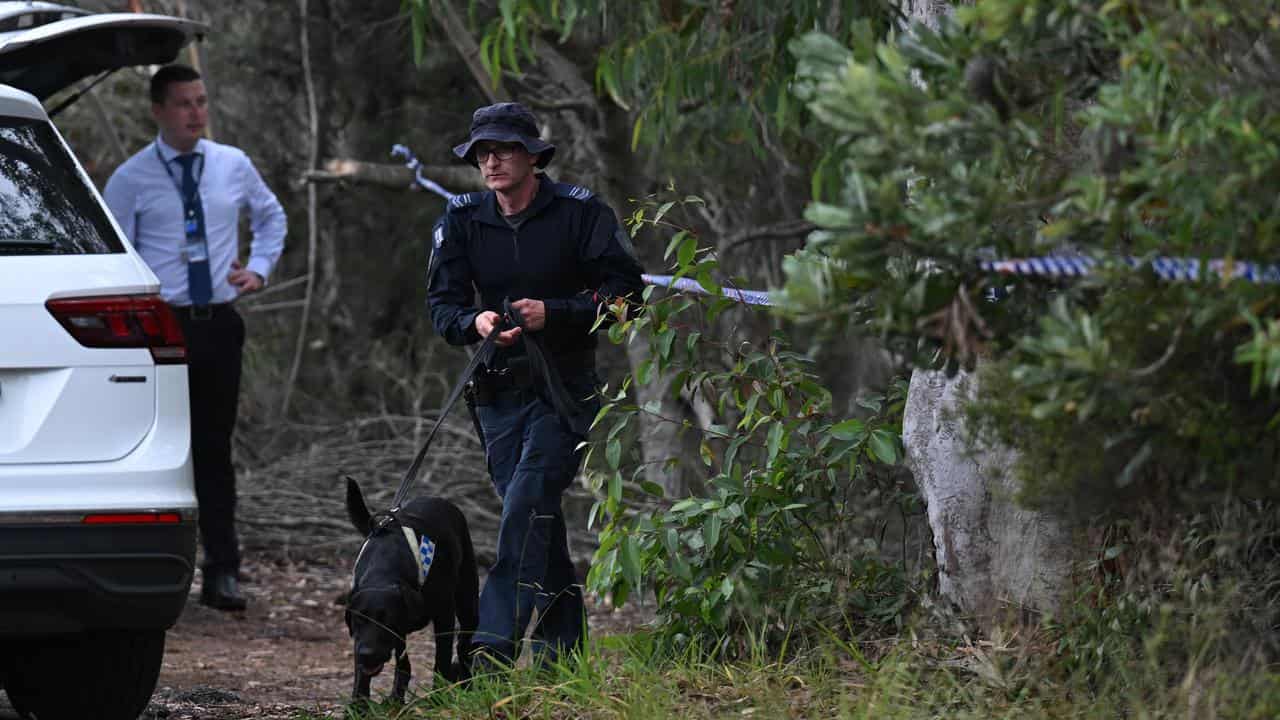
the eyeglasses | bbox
[474,145,519,163]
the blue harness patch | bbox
[419,535,436,579]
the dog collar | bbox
[400,526,435,587]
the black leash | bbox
[501,298,589,435]
[389,300,587,508]
[390,316,502,509]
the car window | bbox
[0,115,122,256]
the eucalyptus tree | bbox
[787,0,1280,634]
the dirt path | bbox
[138,553,648,719]
[0,550,648,720]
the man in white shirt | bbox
[104,64,287,611]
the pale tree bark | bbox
[903,370,1074,623]
[899,0,1078,628]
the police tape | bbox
[393,146,1280,299]
[392,144,457,201]
[981,256,1280,284]
[646,254,1280,308]
[643,274,775,306]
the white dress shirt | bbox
[103,136,287,306]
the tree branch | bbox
[721,219,816,254]
[429,0,507,103]
[302,159,487,192]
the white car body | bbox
[0,86,194,512]
[0,4,210,718]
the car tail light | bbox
[82,512,183,525]
[46,294,186,364]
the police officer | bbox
[427,102,644,670]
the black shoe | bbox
[200,571,247,611]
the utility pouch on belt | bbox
[463,379,489,447]
[466,376,496,407]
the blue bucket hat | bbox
[452,102,556,168]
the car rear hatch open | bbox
[0,2,206,101]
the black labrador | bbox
[344,477,479,701]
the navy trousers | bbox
[173,304,244,578]
[473,372,599,666]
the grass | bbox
[308,626,1280,720]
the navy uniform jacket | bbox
[427,174,644,364]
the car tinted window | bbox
[0,116,122,256]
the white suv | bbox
[0,4,205,718]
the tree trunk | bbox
[897,0,1079,629]
[902,369,1076,625]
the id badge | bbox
[185,236,209,263]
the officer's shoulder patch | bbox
[554,182,595,202]
[448,191,483,209]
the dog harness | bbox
[351,524,435,588]
[402,526,436,587]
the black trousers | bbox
[173,304,245,576]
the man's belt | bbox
[477,350,594,392]
[169,302,233,321]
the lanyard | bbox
[153,142,205,209]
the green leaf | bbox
[498,0,518,37]
[590,402,615,431]
[654,201,676,225]
[630,113,645,152]
[606,438,622,470]
[720,576,735,601]
[677,234,698,267]
[703,513,722,549]
[407,0,427,66]
[657,328,677,363]
[766,421,785,464]
[620,535,643,591]
[829,418,865,441]
[597,54,632,111]
[664,230,690,261]
[636,358,654,385]
[608,471,623,504]
[640,480,666,497]
[608,414,630,441]
[868,429,899,465]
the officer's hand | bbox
[511,299,545,331]
[228,260,264,294]
[475,311,522,347]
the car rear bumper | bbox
[0,519,196,635]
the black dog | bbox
[344,477,479,701]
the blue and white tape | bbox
[981,256,1280,284]
[393,144,1279,304]
[642,274,774,306]
[392,144,456,201]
